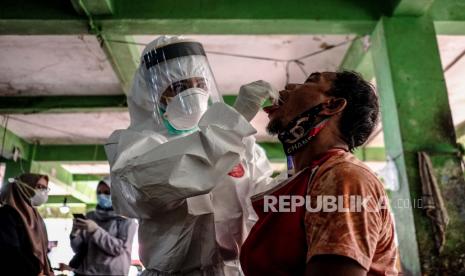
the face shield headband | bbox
[143,41,206,70]
[278,103,330,156]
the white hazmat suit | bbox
[105,36,274,275]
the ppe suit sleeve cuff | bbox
[198,102,256,137]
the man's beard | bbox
[266,117,286,135]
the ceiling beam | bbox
[70,1,139,95]
[31,161,73,185]
[434,21,465,35]
[87,0,386,35]
[73,174,104,181]
[0,95,240,114]
[1,0,464,35]
[338,36,374,80]
[259,143,388,162]
[0,19,88,34]
[70,0,114,16]
[0,0,88,34]
[97,19,375,35]
[1,0,380,35]
[0,95,237,115]
[2,94,463,143]
[393,0,435,16]
[456,120,465,139]
[46,195,85,204]
[431,0,465,34]
[30,142,387,162]
[100,35,140,94]
[34,143,281,162]
[33,144,108,162]
[339,37,368,70]
[0,95,127,114]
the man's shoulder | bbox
[318,152,379,179]
[312,152,385,196]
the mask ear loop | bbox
[14,179,37,199]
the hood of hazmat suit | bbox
[105,35,274,275]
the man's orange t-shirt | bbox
[240,150,400,275]
[305,151,400,275]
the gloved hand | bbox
[233,80,278,121]
[74,218,100,233]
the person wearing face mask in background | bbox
[0,173,54,276]
[68,177,137,276]
[105,35,276,275]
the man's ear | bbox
[320,98,347,116]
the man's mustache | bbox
[267,118,286,136]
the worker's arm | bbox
[90,219,137,257]
[306,255,367,276]
[109,103,256,215]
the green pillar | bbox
[372,16,465,274]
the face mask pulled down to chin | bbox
[278,103,330,156]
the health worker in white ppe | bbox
[105,35,276,276]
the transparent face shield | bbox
[141,41,221,132]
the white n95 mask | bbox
[164,88,209,130]
[31,189,49,207]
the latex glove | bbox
[74,218,99,233]
[233,80,278,121]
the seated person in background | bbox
[69,177,137,276]
[240,71,401,276]
[0,173,54,276]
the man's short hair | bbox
[327,71,379,151]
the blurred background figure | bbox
[0,173,54,276]
[68,177,137,276]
